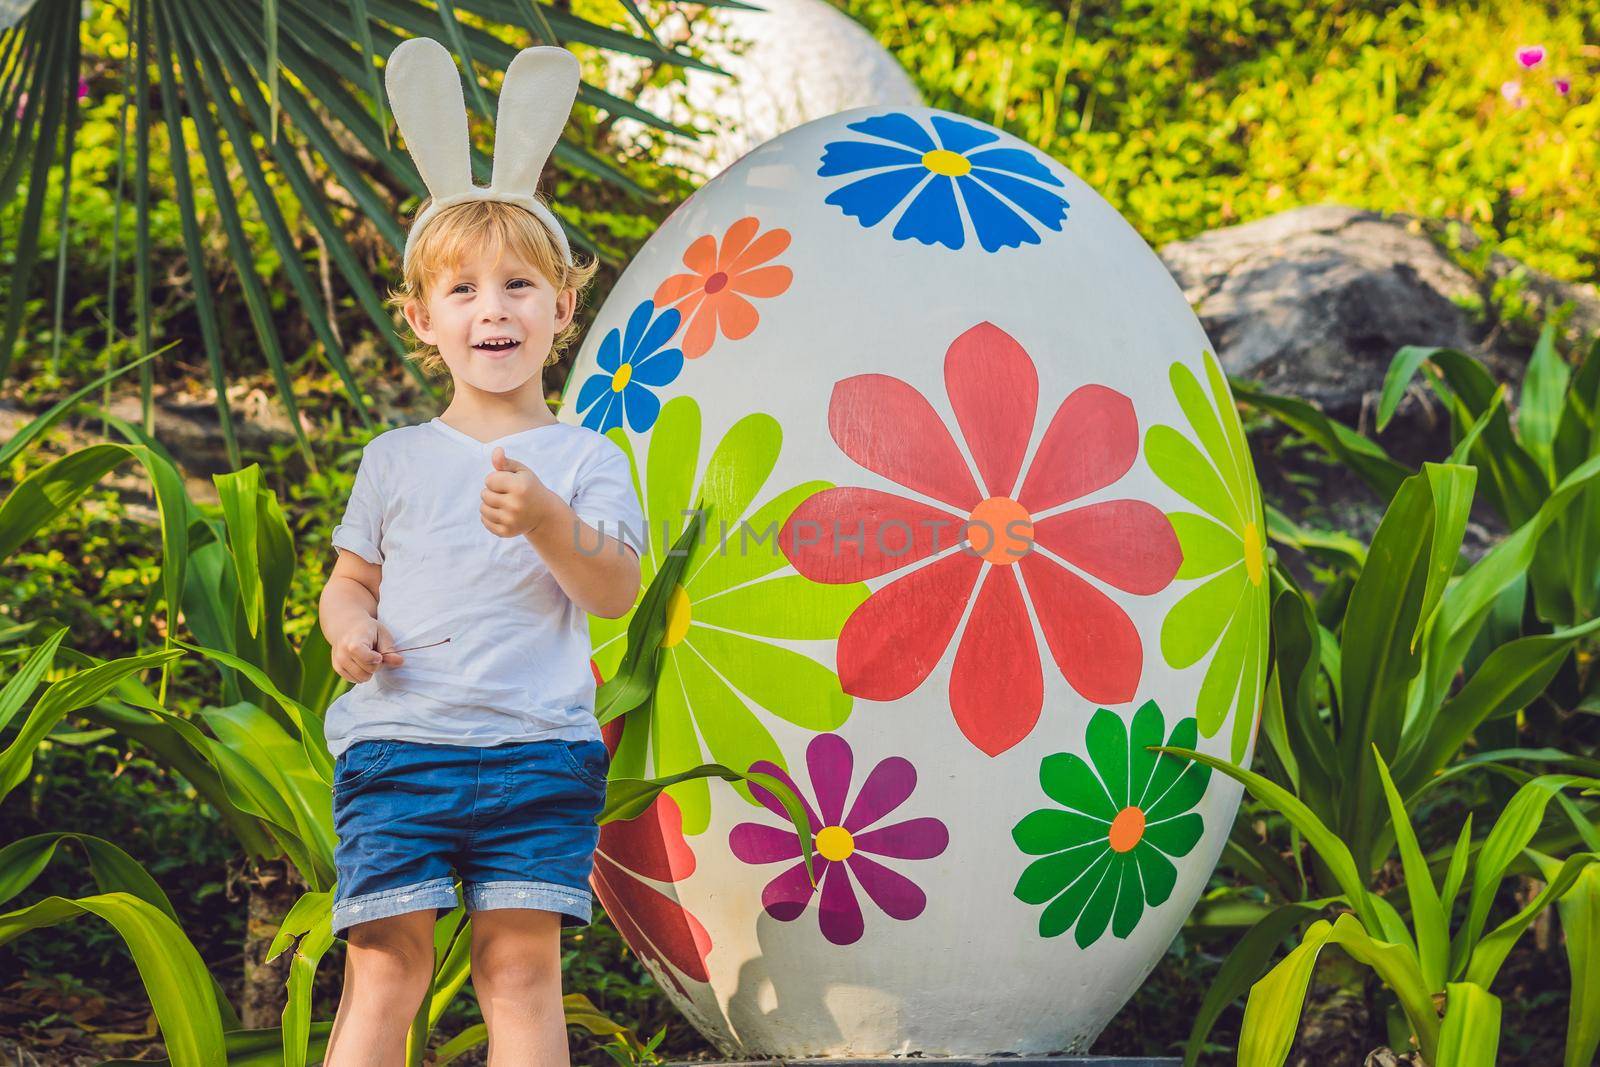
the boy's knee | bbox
[470,921,561,995]
[346,917,437,995]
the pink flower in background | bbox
[1515,45,1546,69]
[77,77,88,100]
[14,92,26,120]
[1553,76,1571,97]
[1501,80,1527,108]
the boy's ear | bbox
[403,297,437,345]
[555,288,576,331]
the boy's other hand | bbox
[333,617,405,684]
[483,446,560,539]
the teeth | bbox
[475,339,519,350]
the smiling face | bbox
[404,247,576,396]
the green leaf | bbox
[1229,376,1411,501]
[1398,615,1600,792]
[1457,776,1579,972]
[1237,919,1335,1067]
[1183,897,1342,1067]
[1324,914,1440,1059]
[0,649,184,802]
[1468,851,1598,987]
[1546,859,1600,1067]
[1520,322,1570,477]
[264,889,333,1067]
[1373,747,1447,990]
[601,763,818,886]
[1436,982,1502,1067]
[594,508,704,726]
[1377,345,1441,432]
[0,893,227,1066]
[1339,465,1474,870]
[1158,746,1379,930]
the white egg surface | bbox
[556,105,1269,1057]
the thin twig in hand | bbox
[378,637,452,654]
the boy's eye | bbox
[508,278,532,289]
[450,283,472,294]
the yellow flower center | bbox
[611,363,633,392]
[1109,806,1146,853]
[660,585,691,648]
[922,149,972,177]
[816,824,855,861]
[967,496,1034,565]
[1242,520,1264,586]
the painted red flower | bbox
[589,718,712,994]
[779,322,1181,757]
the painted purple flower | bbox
[730,733,949,946]
[1516,45,1546,69]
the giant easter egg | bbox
[556,106,1268,1057]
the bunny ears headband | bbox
[385,36,579,271]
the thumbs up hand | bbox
[482,446,560,538]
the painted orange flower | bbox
[653,216,793,358]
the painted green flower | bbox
[1144,349,1270,762]
[590,395,869,835]
[1011,701,1210,947]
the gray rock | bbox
[1157,204,1600,433]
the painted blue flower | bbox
[575,300,684,433]
[818,112,1070,253]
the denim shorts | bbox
[330,736,609,937]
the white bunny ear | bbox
[490,46,580,194]
[385,37,474,201]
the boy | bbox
[317,40,645,1067]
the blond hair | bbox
[387,198,599,378]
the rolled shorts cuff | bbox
[332,876,457,936]
[464,880,593,926]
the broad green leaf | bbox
[1468,852,1598,987]
[1237,919,1334,1067]
[264,889,333,1067]
[1183,897,1342,1067]
[1398,615,1600,791]
[1326,913,1440,1060]
[1436,982,1502,1067]
[0,649,183,801]
[0,893,227,1066]
[1458,776,1579,972]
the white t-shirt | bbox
[323,416,646,758]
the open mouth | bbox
[473,338,522,355]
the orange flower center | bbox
[704,270,730,294]
[966,496,1034,564]
[1109,806,1146,853]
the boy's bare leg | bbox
[325,909,438,1067]
[470,908,568,1066]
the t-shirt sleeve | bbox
[331,445,386,565]
[571,437,646,559]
